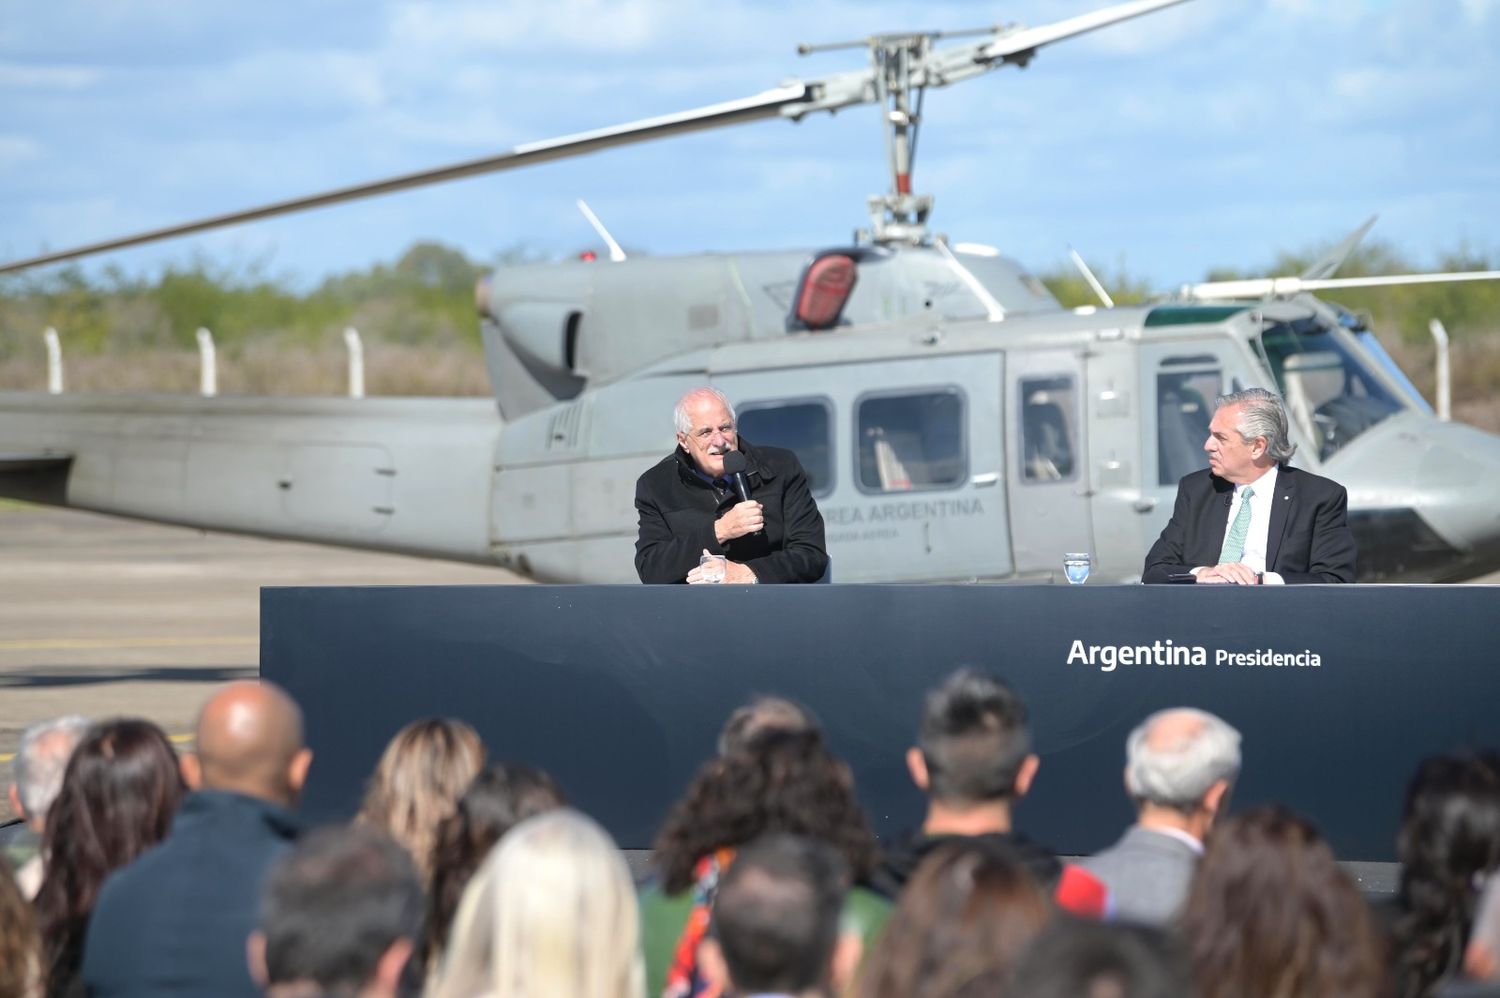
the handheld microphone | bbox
[722,451,752,503]
[721,451,761,537]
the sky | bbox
[1,0,1498,290]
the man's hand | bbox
[1197,563,1261,585]
[686,551,759,585]
[714,500,764,544]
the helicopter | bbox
[2,0,1499,584]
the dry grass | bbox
[0,340,491,397]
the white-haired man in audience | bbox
[5,714,91,898]
[1082,707,1241,925]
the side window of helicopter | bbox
[736,399,834,498]
[1156,359,1221,485]
[855,388,966,493]
[1018,376,1078,483]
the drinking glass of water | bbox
[699,553,727,584]
[1063,552,1091,585]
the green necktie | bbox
[1219,487,1254,564]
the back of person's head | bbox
[654,728,880,894]
[718,696,821,757]
[9,714,91,829]
[1397,752,1500,997]
[424,763,566,973]
[712,833,849,997]
[251,825,422,998]
[34,719,185,986]
[1125,707,1241,812]
[430,808,643,998]
[918,668,1032,805]
[1181,804,1385,998]
[855,839,1051,998]
[357,717,485,882]
[0,855,42,998]
[191,680,311,806]
[1010,917,1189,998]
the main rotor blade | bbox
[1185,270,1500,299]
[2,0,1194,274]
[1299,215,1379,281]
[0,85,807,275]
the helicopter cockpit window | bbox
[856,389,966,493]
[1019,376,1078,483]
[1257,317,1404,461]
[737,399,834,498]
[1156,360,1221,485]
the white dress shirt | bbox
[1221,465,1284,584]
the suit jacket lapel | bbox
[1265,465,1295,570]
[1207,475,1234,561]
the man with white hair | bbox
[6,715,91,898]
[634,386,828,584]
[1143,387,1357,584]
[1081,707,1241,925]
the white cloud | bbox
[0,135,42,168]
[0,62,101,90]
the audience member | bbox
[855,839,1051,998]
[1392,752,1500,998]
[83,681,312,998]
[422,763,566,978]
[718,695,820,757]
[1010,917,1190,998]
[33,719,184,998]
[248,825,423,998]
[872,668,1109,917]
[1465,877,1500,980]
[650,728,885,998]
[1180,804,1386,998]
[706,834,855,998]
[428,808,644,998]
[1,854,43,998]
[356,717,485,884]
[5,715,90,899]
[1083,707,1241,925]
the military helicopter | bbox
[3,0,1499,584]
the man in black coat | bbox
[635,386,828,584]
[1143,387,1357,584]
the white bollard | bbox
[196,327,217,397]
[343,326,365,399]
[43,327,63,394]
[1429,318,1450,422]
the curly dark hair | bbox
[1393,751,1500,998]
[854,839,1051,998]
[33,718,185,998]
[421,763,566,971]
[1180,804,1387,998]
[654,728,880,894]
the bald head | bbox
[195,681,309,804]
[1124,708,1240,813]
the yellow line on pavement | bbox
[0,635,257,651]
[0,732,194,765]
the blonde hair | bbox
[357,718,485,883]
[429,809,645,998]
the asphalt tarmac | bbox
[0,503,524,822]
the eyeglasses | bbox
[689,423,736,440]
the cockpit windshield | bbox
[1256,315,1407,461]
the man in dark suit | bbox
[1144,387,1357,584]
[1081,708,1241,925]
